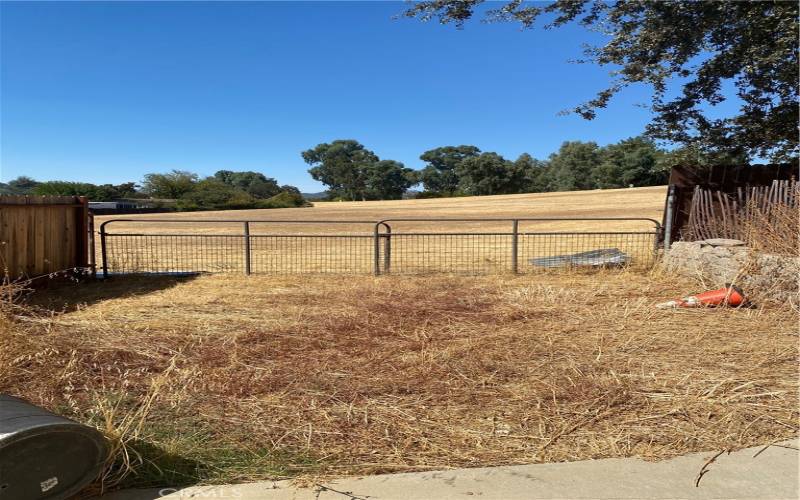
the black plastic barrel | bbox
[0,395,108,500]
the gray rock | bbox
[702,238,746,247]
[663,242,798,301]
[712,246,733,256]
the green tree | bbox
[176,179,254,211]
[302,140,379,201]
[12,179,138,200]
[404,1,799,161]
[279,185,302,196]
[256,190,312,209]
[0,176,41,195]
[593,137,668,189]
[141,170,198,199]
[103,182,140,199]
[363,160,417,200]
[302,140,415,201]
[659,145,749,171]
[455,152,521,196]
[513,153,550,193]
[32,181,96,197]
[418,145,481,195]
[547,141,601,191]
[213,170,281,199]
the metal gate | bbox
[98,217,661,277]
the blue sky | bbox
[0,1,729,191]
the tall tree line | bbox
[303,136,677,200]
[1,136,739,207]
[302,140,417,201]
[0,170,309,211]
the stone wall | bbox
[664,239,799,302]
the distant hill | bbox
[301,191,329,201]
[302,190,423,201]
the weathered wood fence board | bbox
[664,163,798,242]
[0,195,91,279]
[684,179,798,241]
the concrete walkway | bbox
[101,440,798,500]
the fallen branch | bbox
[695,449,728,487]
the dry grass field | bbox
[2,272,797,492]
[96,186,667,275]
[97,185,667,231]
[2,187,797,493]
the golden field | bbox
[95,186,667,275]
[96,185,667,233]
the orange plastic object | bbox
[656,284,746,309]
[687,285,745,307]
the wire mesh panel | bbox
[518,232,658,272]
[99,218,661,276]
[100,219,381,276]
[374,218,660,275]
[380,233,513,274]
[249,235,374,274]
[104,234,245,274]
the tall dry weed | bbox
[90,356,179,492]
[738,200,799,256]
[0,272,169,494]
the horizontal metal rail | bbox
[104,231,660,238]
[99,218,385,231]
[105,233,376,238]
[369,231,658,237]
[373,216,660,229]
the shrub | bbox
[176,180,255,211]
[413,191,444,199]
[255,191,312,209]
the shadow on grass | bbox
[117,438,210,490]
[23,274,198,314]
[104,437,321,493]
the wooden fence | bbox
[664,163,797,243]
[683,179,798,242]
[0,196,92,280]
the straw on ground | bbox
[2,270,797,490]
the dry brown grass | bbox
[739,201,799,257]
[1,269,797,490]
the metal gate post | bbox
[373,224,381,275]
[243,222,251,275]
[382,224,392,274]
[99,222,109,279]
[511,219,519,274]
[663,185,675,254]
